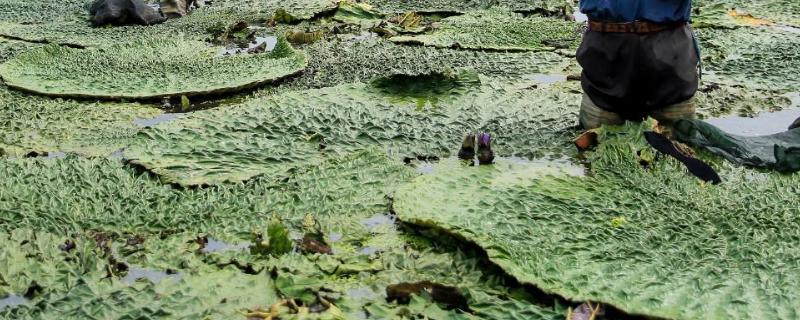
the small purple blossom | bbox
[479,133,491,145]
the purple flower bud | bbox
[480,133,491,145]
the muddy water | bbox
[706,93,800,136]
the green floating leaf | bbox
[395,121,800,319]
[368,0,573,14]
[0,86,162,157]
[390,8,581,51]
[698,26,800,92]
[0,37,307,100]
[285,37,573,90]
[124,78,581,186]
[694,0,800,27]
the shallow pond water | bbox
[133,113,181,127]
[362,213,396,232]
[416,156,587,176]
[0,295,28,310]
[217,36,277,56]
[122,267,182,284]
[524,73,567,85]
[706,93,800,136]
[201,238,251,253]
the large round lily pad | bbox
[391,9,581,51]
[698,26,800,92]
[124,74,581,186]
[395,121,800,319]
[0,37,307,99]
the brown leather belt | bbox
[587,20,686,33]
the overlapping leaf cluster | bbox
[0,150,562,319]
[124,75,581,186]
[395,121,800,319]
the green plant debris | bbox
[0,0,339,48]
[0,37,307,100]
[124,76,581,186]
[0,150,561,319]
[391,9,581,51]
[0,148,412,234]
[0,86,162,157]
[698,26,800,92]
[695,0,800,27]
[266,0,340,23]
[367,0,574,14]
[332,0,385,25]
[0,232,278,318]
[0,7,260,48]
[279,37,574,90]
[395,120,800,319]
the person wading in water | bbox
[577,0,699,129]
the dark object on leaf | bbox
[89,0,166,26]
[386,281,468,311]
[569,301,605,320]
[644,131,722,184]
[457,134,475,160]
[298,235,332,255]
[59,240,76,252]
[674,119,800,173]
[574,130,598,151]
[790,116,800,130]
[477,133,494,165]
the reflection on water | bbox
[45,151,66,159]
[346,287,380,300]
[123,267,182,284]
[0,294,28,310]
[359,246,380,255]
[201,238,251,253]
[328,233,343,243]
[573,7,588,23]
[524,73,567,85]
[133,113,181,127]
[362,213,396,232]
[217,36,277,56]
[706,93,800,136]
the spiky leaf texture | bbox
[698,26,800,92]
[0,86,162,157]
[395,121,800,319]
[391,9,581,51]
[0,38,306,99]
[124,77,581,186]
[368,0,574,14]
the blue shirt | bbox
[580,0,692,23]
